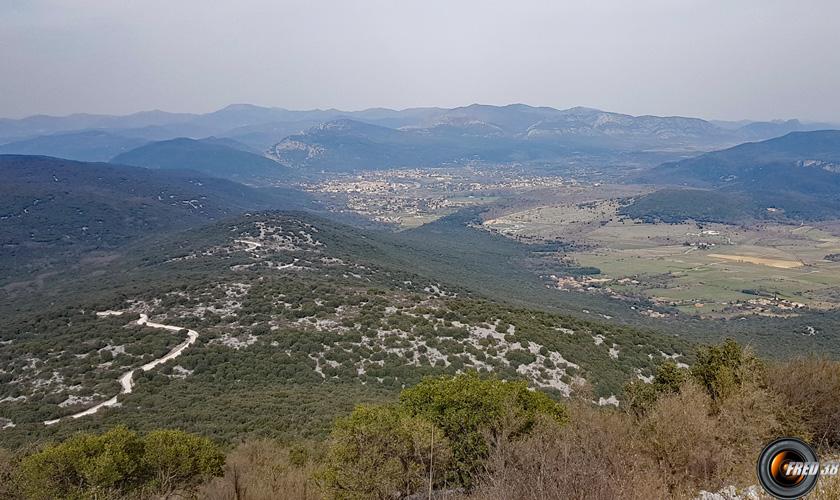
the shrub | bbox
[622,379,658,417]
[640,378,791,494]
[199,440,321,500]
[639,382,722,494]
[399,372,568,488]
[17,426,145,499]
[767,357,840,449]
[0,448,21,499]
[504,349,536,368]
[142,429,225,495]
[691,339,762,404]
[653,361,688,394]
[320,404,450,499]
[472,406,667,500]
[625,340,762,415]
[16,426,224,499]
[622,361,688,416]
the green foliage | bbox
[142,429,225,495]
[505,349,537,368]
[0,156,310,284]
[2,210,690,448]
[398,372,568,488]
[17,426,144,499]
[622,381,654,417]
[288,444,309,467]
[653,361,688,394]
[623,361,689,416]
[636,131,840,222]
[320,405,450,499]
[15,426,223,499]
[691,339,761,403]
[619,188,755,224]
[112,137,291,184]
[624,340,764,415]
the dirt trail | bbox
[43,313,198,426]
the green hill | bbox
[632,131,840,222]
[0,130,148,162]
[0,209,689,447]
[0,155,313,284]
[112,137,291,184]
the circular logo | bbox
[757,438,819,499]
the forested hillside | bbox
[5,344,840,499]
[0,155,314,284]
[626,131,840,223]
[112,137,291,184]
[0,211,689,449]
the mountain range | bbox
[0,130,149,162]
[624,130,840,222]
[2,104,837,173]
[265,106,736,171]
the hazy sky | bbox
[1,0,839,121]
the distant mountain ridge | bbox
[112,137,290,184]
[0,130,148,162]
[265,105,840,171]
[3,104,835,169]
[643,130,840,187]
[625,130,840,222]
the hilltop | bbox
[626,130,840,222]
[0,155,313,284]
[112,137,291,184]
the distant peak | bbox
[217,103,269,112]
[562,106,604,114]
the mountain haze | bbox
[0,130,148,162]
[626,130,840,222]
[4,104,835,170]
[112,137,291,184]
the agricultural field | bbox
[482,194,840,318]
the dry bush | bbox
[814,472,840,500]
[0,448,22,499]
[469,404,668,500]
[641,378,797,495]
[716,379,806,475]
[640,382,723,495]
[766,357,840,449]
[198,440,322,500]
[467,379,788,500]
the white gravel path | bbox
[44,313,198,426]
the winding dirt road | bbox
[44,313,198,426]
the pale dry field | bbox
[482,198,840,315]
[706,253,803,269]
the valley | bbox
[3,103,840,499]
[482,197,840,318]
[6,2,840,497]
[7,128,840,444]
[298,165,574,227]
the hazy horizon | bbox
[1,101,837,127]
[2,0,839,122]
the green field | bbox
[483,198,840,317]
